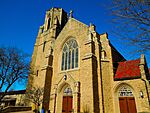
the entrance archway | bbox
[62,86,73,113]
[118,86,137,113]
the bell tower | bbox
[38,7,68,37]
[28,7,68,110]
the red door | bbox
[119,97,137,113]
[62,96,73,113]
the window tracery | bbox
[118,86,133,97]
[64,87,72,96]
[61,39,78,71]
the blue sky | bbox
[0,0,149,90]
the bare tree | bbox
[0,47,29,102]
[111,0,150,53]
[25,86,44,113]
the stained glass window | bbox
[61,39,78,70]
[64,87,72,96]
[68,51,71,69]
[75,48,78,68]
[72,49,75,69]
[118,86,133,97]
[61,53,65,70]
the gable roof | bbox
[55,17,89,43]
[114,59,141,80]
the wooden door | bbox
[119,97,128,113]
[62,96,73,113]
[127,97,137,113]
[119,97,137,113]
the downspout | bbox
[140,54,150,106]
[141,78,150,106]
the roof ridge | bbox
[118,58,140,63]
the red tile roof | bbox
[114,59,141,80]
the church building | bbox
[28,7,150,113]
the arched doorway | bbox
[62,86,73,113]
[118,86,137,113]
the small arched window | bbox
[61,39,78,71]
[101,50,107,59]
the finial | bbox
[69,10,73,18]
[89,23,96,31]
[90,23,93,26]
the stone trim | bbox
[82,53,96,60]
[41,65,53,70]
[101,59,110,62]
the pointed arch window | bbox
[61,39,78,71]
[47,18,51,30]
[43,41,46,52]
